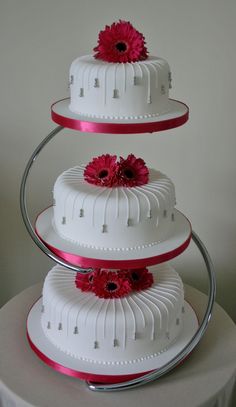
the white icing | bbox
[41,264,184,365]
[53,167,176,250]
[69,55,171,119]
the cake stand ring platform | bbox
[51,98,189,134]
[20,125,191,272]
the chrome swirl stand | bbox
[20,126,216,392]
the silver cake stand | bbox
[20,125,216,392]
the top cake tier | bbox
[51,21,188,132]
[69,55,171,120]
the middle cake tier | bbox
[53,156,176,252]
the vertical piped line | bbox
[142,64,151,104]
[81,63,89,94]
[103,65,109,105]
[127,188,141,223]
[118,299,126,349]
[135,62,143,79]
[115,188,119,219]
[87,64,94,90]
[135,187,152,218]
[95,300,107,344]
[122,63,126,93]
[84,297,100,326]
[102,299,111,339]
[112,299,116,346]
[129,296,146,328]
[148,62,159,88]
[75,294,95,329]
[137,185,160,226]
[91,188,108,227]
[113,63,119,91]
[72,191,84,219]
[121,188,130,226]
[129,62,136,85]
[133,294,155,340]
[141,291,163,330]
[102,188,113,228]
[124,297,136,340]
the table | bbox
[0,283,235,407]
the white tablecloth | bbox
[0,283,235,407]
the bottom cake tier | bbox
[41,263,185,366]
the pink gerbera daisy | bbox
[75,271,94,292]
[93,20,148,63]
[84,154,119,187]
[117,154,149,187]
[127,268,154,291]
[92,269,132,299]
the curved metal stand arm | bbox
[20,126,92,274]
[86,231,216,391]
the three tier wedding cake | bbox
[27,21,198,382]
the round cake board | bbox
[27,298,198,384]
[35,208,192,269]
[51,98,189,134]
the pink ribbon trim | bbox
[35,223,192,270]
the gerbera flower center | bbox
[98,169,109,179]
[124,168,135,179]
[115,41,127,53]
[131,272,140,281]
[106,282,118,292]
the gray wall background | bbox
[1,0,236,321]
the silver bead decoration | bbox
[171,213,175,221]
[58,323,62,330]
[166,332,170,339]
[147,95,152,104]
[147,209,152,219]
[94,341,99,349]
[113,339,119,347]
[94,78,99,88]
[102,224,107,233]
[163,209,167,218]
[79,88,84,97]
[113,89,119,98]
[126,218,131,227]
[74,326,78,334]
[47,322,51,329]
[79,208,84,218]
[161,85,166,95]
[176,318,180,326]
[62,216,66,225]
[70,75,74,85]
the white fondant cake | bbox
[41,263,184,365]
[53,166,176,251]
[69,56,171,119]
